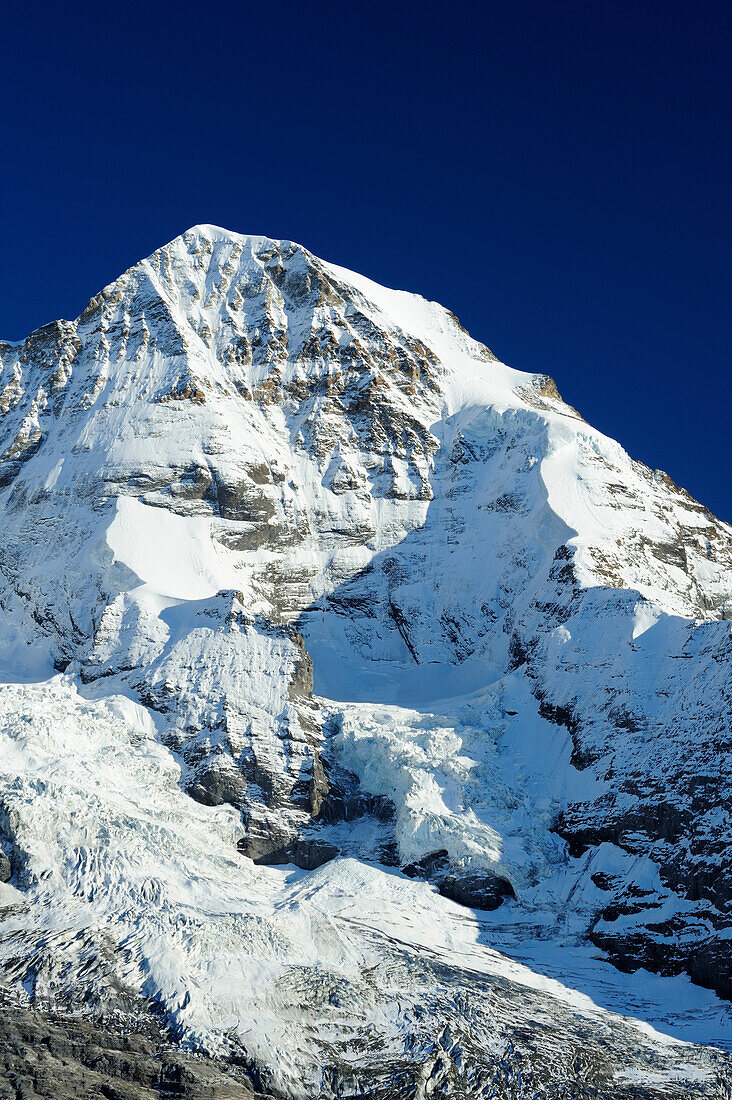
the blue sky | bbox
[1,1,729,518]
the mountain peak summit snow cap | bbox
[116,224,306,293]
[134,224,304,276]
[174,223,284,251]
[60,219,519,421]
[76,223,476,358]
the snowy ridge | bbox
[0,225,730,1095]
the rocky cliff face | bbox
[0,225,730,1096]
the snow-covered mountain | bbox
[0,224,730,1097]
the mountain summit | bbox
[0,226,730,1096]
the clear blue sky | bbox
[1,1,730,518]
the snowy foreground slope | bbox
[0,225,731,1097]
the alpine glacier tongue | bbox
[0,223,730,1095]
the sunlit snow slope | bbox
[0,225,730,1097]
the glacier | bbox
[0,224,730,1096]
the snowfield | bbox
[0,675,729,1094]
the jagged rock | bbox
[438,871,515,911]
[0,1000,262,1100]
[403,849,515,911]
[251,838,340,871]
